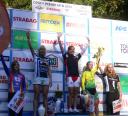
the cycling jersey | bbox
[34,55,50,78]
[82,66,98,92]
[63,53,81,77]
[9,72,26,93]
[0,55,26,93]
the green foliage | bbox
[2,0,128,21]
[3,0,32,10]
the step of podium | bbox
[55,113,88,116]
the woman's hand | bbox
[20,91,24,98]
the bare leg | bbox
[42,85,49,116]
[95,99,99,116]
[73,87,79,110]
[68,87,74,111]
[33,84,40,116]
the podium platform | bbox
[55,113,88,116]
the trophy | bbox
[38,103,45,116]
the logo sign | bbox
[40,13,63,32]
[47,54,58,68]
[120,43,128,54]
[0,1,11,53]
[65,17,88,35]
[32,0,92,17]
[116,26,127,31]
[12,9,38,30]
[13,30,38,49]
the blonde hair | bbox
[38,45,46,51]
[104,63,117,78]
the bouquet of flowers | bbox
[93,47,104,64]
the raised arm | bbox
[53,32,64,55]
[80,37,90,56]
[57,33,64,54]
[26,32,35,58]
[0,54,10,77]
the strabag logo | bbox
[13,17,38,23]
[13,57,34,62]
[47,54,58,68]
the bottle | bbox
[60,101,64,112]
[38,103,45,116]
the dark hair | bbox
[11,60,20,72]
[68,46,74,51]
[83,61,92,71]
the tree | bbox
[2,0,128,21]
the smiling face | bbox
[68,46,75,55]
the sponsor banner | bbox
[0,70,8,90]
[32,0,92,17]
[46,53,63,71]
[89,18,111,37]
[119,74,128,94]
[113,36,128,65]
[40,32,64,52]
[13,30,38,49]
[65,34,89,53]
[0,1,11,53]
[65,16,88,36]
[12,50,34,70]
[12,9,38,30]
[39,13,63,32]
[112,20,128,37]
[89,36,112,67]
[114,67,128,74]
